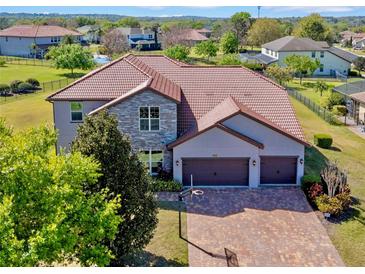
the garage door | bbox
[260,156,297,185]
[182,158,249,186]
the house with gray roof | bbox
[249,36,359,77]
[333,80,365,124]
[116,27,160,50]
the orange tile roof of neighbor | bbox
[0,25,81,37]
[47,54,306,145]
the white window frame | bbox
[319,64,324,72]
[70,102,83,122]
[311,51,316,58]
[320,51,324,58]
[139,149,164,176]
[139,106,160,132]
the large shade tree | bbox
[0,120,122,266]
[247,18,284,47]
[293,13,334,43]
[46,44,95,76]
[101,29,129,57]
[284,54,320,84]
[230,11,251,51]
[71,111,158,265]
[220,31,239,54]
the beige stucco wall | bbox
[172,113,305,187]
[359,103,365,122]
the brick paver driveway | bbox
[184,188,344,267]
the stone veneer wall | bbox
[109,90,177,172]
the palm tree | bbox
[314,80,329,96]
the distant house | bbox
[339,31,365,48]
[196,28,212,38]
[0,25,82,58]
[245,36,358,77]
[333,81,365,125]
[175,29,209,46]
[117,27,160,50]
[77,25,101,44]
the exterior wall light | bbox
[299,158,304,165]
[175,160,180,166]
[252,159,257,166]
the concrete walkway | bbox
[184,188,344,267]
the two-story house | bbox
[0,25,82,58]
[117,27,160,50]
[254,36,358,76]
[47,54,309,188]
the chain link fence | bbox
[287,89,341,125]
[41,78,75,92]
[0,56,53,67]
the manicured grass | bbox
[291,98,365,266]
[0,90,55,131]
[287,78,363,105]
[123,201,188,266]
[0,63,88,84]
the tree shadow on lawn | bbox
[119,251,187,267]
[58,72,87,79]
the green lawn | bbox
[0,90,55,131]
[291,98,365,266]
[286,78,363,105]
[122,201,188,266]
[0,63,88,84]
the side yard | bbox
[122,201,188,266]
[291,98,365,266]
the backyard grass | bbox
[291,98,365,266]
[0,63,88,84]
[0,90,55,131]
[286,78,363,105]
[122,201,188,266]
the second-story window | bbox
[311,51,316,58]
[139,106,160,131]
[70,102,83,122]
[320,51,324,58]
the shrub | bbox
[219,54,242,65]
[314,133,333,149]
[17,82,34,93]
[164,44,190,61]
[301,174,322,192]
[332,105,347,116]
[150,178,183,192]
[315,194,343,216]
[308,183,324,201]
[320,91,345,110]
[243,62,263,71]
[25,78,40,88]
[336,192,352,210]
[348,70,359,77]
[0,59,5,66]
[10,80,23,93]
[0,84,10,96]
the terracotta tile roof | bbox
[0,25,81,37]
[167,96,308,148]
[350,92,365,104]
[47,54,306,144]
[47,54,181,102]
[177,29,209,42]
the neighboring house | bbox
[0,25,82,58]
[174,28,209,46]
[77,25,101,44]
[339,31,365,48]
[47,54,308,188]
[257,36,358,76]
[196,28,212,38]
[117,27,160,50]
[353,38,365,50]
[333,80,365,124]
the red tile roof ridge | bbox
[47,53,133,101]
[124,56,153,78]
[133,54,188,66]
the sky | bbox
[0,6,365,18]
